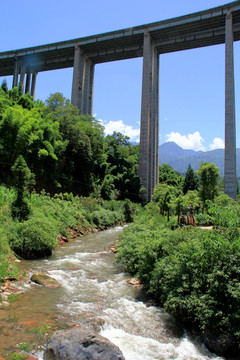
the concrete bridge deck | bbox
[0,1,240,76]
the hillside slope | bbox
[159,142,240,177]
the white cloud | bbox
[100,119,140,143]
[209,137,225,150]
[166,131,206,151]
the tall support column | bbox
[82,58,91,114]
[151,47,159,191]
[12,57,19,88]
[71,44,87,114]
[139,30,159,202]
[88,62,95,115]
[19,66,26,92]
[25,72,31,94]
[31,71,38,98]
[82,58,95,115]
[224,10,237,200]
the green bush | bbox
[0,186,15,207]
[150,229,240,338]
[0,185,129,280]
[0,228,19,282]
[90,209,123,228]
[11,197,31,221]
[117,201,240,348]
[195,213,212,225]
[10,216,58,259]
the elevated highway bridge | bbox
[0,1,239,201]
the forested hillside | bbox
[159,142,240,177]
[0,84,142,202]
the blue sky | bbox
[1,0,239,151]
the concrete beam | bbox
[1,2,240,74]
[224,10,237,200]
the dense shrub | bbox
[10,216,58,259]
[0,228,19,282]
[90,209,123,228]
[1,186,130,262]
[117,201,240,350]
[195,213,212,225]
[150,229,240,336]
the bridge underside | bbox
[0,1,239,201]
[1,2,240,75]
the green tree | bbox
[0,88,11,118]
[8,86,21,103]
[152,183,180,221]
[11,156,35,221]
[45,91,66,111]
[173,195,184,224]
[183,190,200,211]
[44,93,107,195]
[197,162,220,209]
[159,164,183,188]
[18,81,23,97]
[1,80,8,93]
[44,93,106,195]
[100,173,119,200]
[104,132,141,201]
[124,199,135,223]
[0,104,65,190]
[183,164,199,194]
[17,93,34,110]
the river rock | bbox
[203,332,238,357]
[44,326,125,360]
[31,272,61,288]
[127,278,141,286]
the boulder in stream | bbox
[31,272,61,288]
[203,332,238,357]
[44,326,125,360]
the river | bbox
[0,227,223,359]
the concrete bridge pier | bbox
[224,10,237,200]
[71,44,95,115]
[12,58,38,98]
[82,58,95,114]
[139,30,159,203]
[19,65,26,92]
[12,57,19,88]
[30,71,38,98]
[25,72,31,94]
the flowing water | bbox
[0,227,223,359]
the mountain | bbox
[159,142,240,177]
[159,141,203,159]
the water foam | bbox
[100,328,223,360]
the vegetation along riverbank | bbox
[0,186,138,276]
[0,81,141,290]
[1,80,240,358]
[117,193,240,357]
